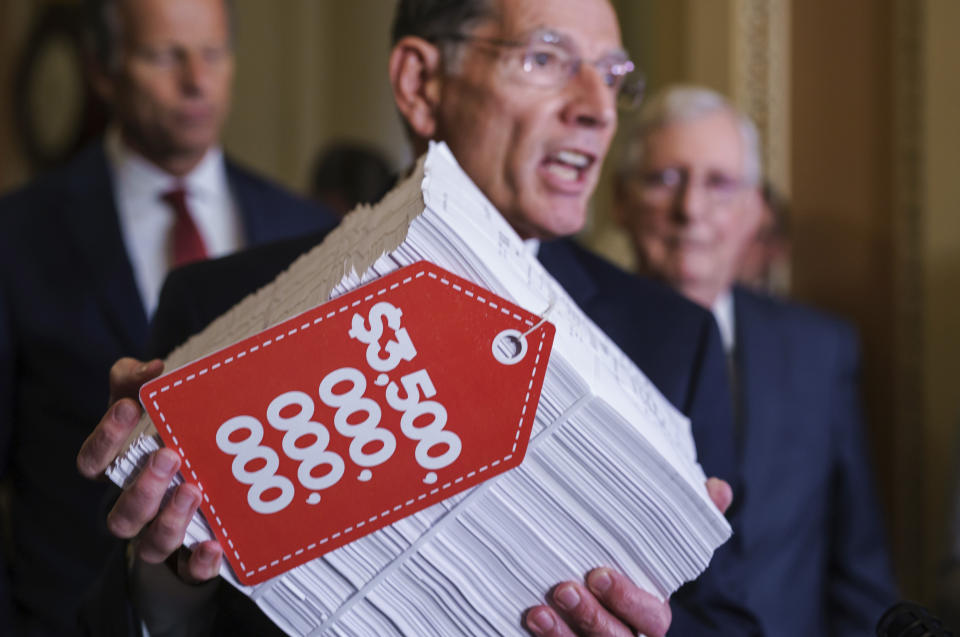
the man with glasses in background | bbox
[614,84,898,636]
[78,3,757,635]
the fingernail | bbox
[172,487,197,513]
[554,584,580,610]
[114,400,138,425]
[588,569,612,594]
[526,608,554,633]
[151,450,178,476]
[197,544,218,565]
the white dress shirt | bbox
[105,128,245,317]
[711,290,736,354]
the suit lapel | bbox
[226,161,259,241]
[61,144,148,354]
[733,288,786,520]
[537,239,599,310]
[227,160,282,245]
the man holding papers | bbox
[78,1,756,635]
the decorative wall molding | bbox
[891,0,927,596]
[731,0,791,198]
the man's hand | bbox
[523,477,734,636]
[76,357,223,583]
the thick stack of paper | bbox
[109,142,730,636]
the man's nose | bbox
[178,53,208,94]
[561,64,616,129]
[674,176,710,222]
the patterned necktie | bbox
[161,185,208,267]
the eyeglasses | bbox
[434,29,646,111]
[633,167,751,207]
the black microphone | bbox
[877,601,955,636]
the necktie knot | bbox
[161,185,208,268]
[160,186,189,212]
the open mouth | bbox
[542,149,594,183]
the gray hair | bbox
[618,85,762,186]
[84,0,235,71]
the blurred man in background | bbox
[614,84,898,636]
[0,0,334,633]
[310,140,395,217]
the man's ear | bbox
[87,59,116,106]
[740,186,766,240]
[389,36,444,141]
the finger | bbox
[178,541,223,584]
[549,581,635,637]
[77,398,142,480]
[106,448,180,539]
[524,605,575,637]
[108,357,164,405]
[585,568,671,637]
[136,483,201,564]
[705,477,733,514]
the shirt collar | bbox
[711,289,736,354]
[104,126,227,207]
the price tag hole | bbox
[492,329,528,366]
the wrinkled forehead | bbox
[482,0,624,58]
[645,112,746,169]
[118,0,231,45]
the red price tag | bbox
[140,262,554,584]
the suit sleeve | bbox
[669,314,760,636]
[827,324,898,633]
[0,265,13,479]
[940,437,960,628]
[147,267,205,359]
[0,249,17,633]
[684,312,738,486]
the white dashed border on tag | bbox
[146,264,548,580]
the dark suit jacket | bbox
[0,140,337,636]
[127,235,755,635]
[731,286,897,635]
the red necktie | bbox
[161,186,208,267]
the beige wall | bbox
[223,0,408,193]
[0,1,36,191]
